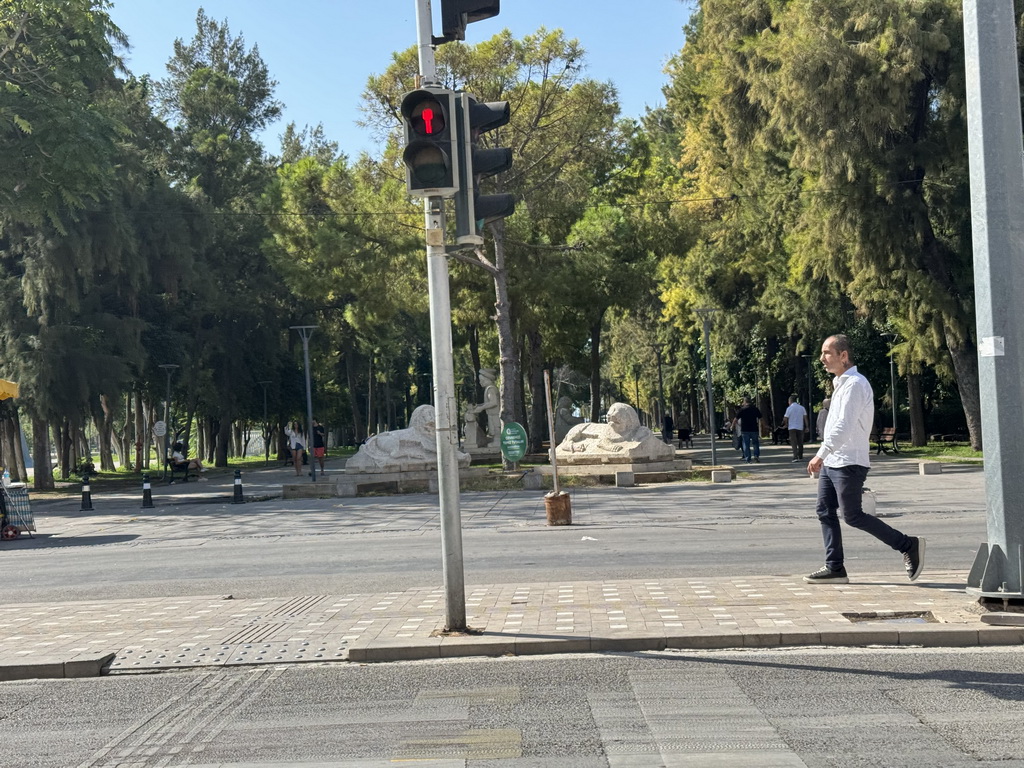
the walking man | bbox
[783,395,807,461]
[804,334,924,584]
[733,396,762,463]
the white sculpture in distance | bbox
[463,368,500,450]
[347,404,470,473]
[555,402,675,465]
[554,396,584,444]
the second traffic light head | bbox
[454,92,515,244]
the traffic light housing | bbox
[454,92,515,245]
[400,88,459,198]
[436,0,500,43]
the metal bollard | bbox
[232,469,244,504]
[142,473,154,509]
[80,473,93,511]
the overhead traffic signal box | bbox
[436,0,500,44]
[400,88,459,198]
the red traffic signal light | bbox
[400,88,459,197]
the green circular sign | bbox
[500,422,528,463]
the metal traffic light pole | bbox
[414,0,466,631]
[963,0,1024,600]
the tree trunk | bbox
[183,401,196,457]
[526,329,546,452]
[468,325,482,403]
[907,372,927,447]
[11,405,27,480]
[945,329,982,450]
[134,390,146,470]
[53,421,70,478]
[588,316,604,423]
[0,415,14,478]
[120,391,133,472]
[145,401,155,469]
[97,394,116,471]
[215,413,231,467]
[489,223,522,470]
[31,414,53,490]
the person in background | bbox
[732,396,763,463]
[170,441,207,479]
[804,334,924,584]
[816,398,831,443]
[783,395,808,462]
[312,419,326,474]
[284,421,306,476]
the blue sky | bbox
[106,0,694,157]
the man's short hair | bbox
[788,395,797,403]
[827,334,854,362]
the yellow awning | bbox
[0,379,19,400]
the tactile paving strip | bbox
[109,640,347,670]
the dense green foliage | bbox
[0,0,1010,486]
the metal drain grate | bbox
[843,610,936,624]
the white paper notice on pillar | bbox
[979,336,1005,357]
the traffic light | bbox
[436,0,500,43]
[400,87,459,198]
[454,92,515,245]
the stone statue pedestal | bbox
[464,421,498,453]
[555,402,675,466]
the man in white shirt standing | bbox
[804,334,924,583]
[782,395,807,462]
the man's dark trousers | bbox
[789,429,805,459]
[816,464,911,571]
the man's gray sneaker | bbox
[803,566,849,584]
[904,537,925,581]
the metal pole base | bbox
[966,542,1024,599]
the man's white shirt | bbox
[816,365,874,468]
[784,402,806,431]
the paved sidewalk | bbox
[0,568,1018,680]
[2,443,1015,680]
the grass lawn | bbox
[896,442,982,462]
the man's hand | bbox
[807,456,823,475]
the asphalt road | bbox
[3,647,1023,767]
[2,459,986,602]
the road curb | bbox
[0,651,115,682]
[345,624,1024,663]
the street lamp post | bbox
[158,364,178,479]
[290,326,318,482]
[881,333,898,432]
[801,354,815,443]
[695,308,719,466]
[258,380,271,466]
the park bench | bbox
[165,456,195,484]
[873,427,900,455]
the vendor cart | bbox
[0,482,33,539]
[0,377,30,539]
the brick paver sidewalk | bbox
[1,570,1019,680]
